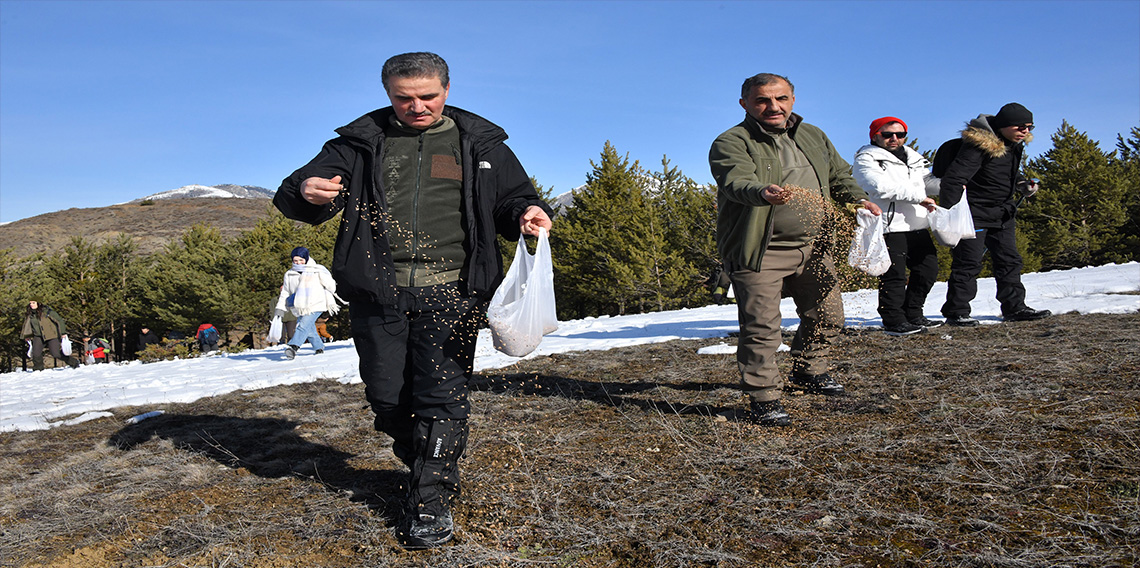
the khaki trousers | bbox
[728,244,844,402]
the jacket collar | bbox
[961,114,1032,159]
[335,105,508,152]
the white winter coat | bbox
[274,261,340,317]
[852,144,941,233]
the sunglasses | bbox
[879,131,907,139]
[1010,124,1035,131]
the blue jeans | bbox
[288,312,325,351]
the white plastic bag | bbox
[60,335,72,356]
[267,316,283,344]
[487,229,558,357]
[928,188,977,247]
[847,209,892,276]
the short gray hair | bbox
[381,52,449,92]
[740,73,793,99]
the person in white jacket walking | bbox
[852,117,941,336]
[274,246,340,359]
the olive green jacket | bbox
[709,113,868,271]
[21,307,68,341]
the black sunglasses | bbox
[1011,124,1035,131]
[879,131,907,139]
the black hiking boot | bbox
[883,322,925,336]
[400,508,454,549]
[1004,307,1051,322]
[787,372,846,396]
[909,316,942,328]
[749,400,791,427]
[945,315,980,327]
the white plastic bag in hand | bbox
[487,228,558,357]
[267,316,283,343]
[847,209,892,276]
[60,335,72,356]
[928,188,977,248]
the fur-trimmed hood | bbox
[961,114,1033,159]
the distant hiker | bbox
[938,103,1050,326]
[21,300,79,370]
[137,326,160,355]
[274,52,553,548]
[709,73,881,427]
[196,323,220,353]
[852,117,942,336]
[273,246,339,360]
[82,334,112,364]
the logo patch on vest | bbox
[431,154,462,181]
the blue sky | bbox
[1,0,1138,224]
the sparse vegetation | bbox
[1,312,1136,567]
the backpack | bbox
[200,325,219,343]
[932,138,963,178]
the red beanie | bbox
[869,116,907,140]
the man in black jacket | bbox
[274,52,553,549]
[938,103,1050,326]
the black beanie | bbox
[290,246,310,262]
[993,103,1033,129]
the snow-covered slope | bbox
[132,184,274,202]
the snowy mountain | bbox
[132,184,274,202]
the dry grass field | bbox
[1,312,1137,567]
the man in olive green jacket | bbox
[709,73,880,426]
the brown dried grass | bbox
[1,312,1137,567]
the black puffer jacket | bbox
[939,114,1030,229]
[275,106,552,305]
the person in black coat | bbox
[274,52,553,549]
[938,103,1051,326]
[136,327,160,355]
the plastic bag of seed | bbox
[848,208,892,276]
[488,228,558,357]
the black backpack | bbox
[932,138,963,178]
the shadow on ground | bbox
[107,413,407,522]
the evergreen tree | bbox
[42,237,103,336]
[1112,127,1140,260]
[552,142,660,317]
[137,224,237,336]
[0,249,41,371]
[651,156,718,308]
[1022,121,1132,270]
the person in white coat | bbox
[852,117,941,336]
[274,246,340,359]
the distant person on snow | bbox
[273,246,340,360]
[852,117,942,336]
[136,326,160,356]
[274,52,553,549]
[82,334,112,364]
[21,300,80,370]
[196,323,220,353]
[938,103,1050,326]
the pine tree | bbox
[137,224,237,336]
[1112,127,1140,260]
[552,142,660,317]
[651,156,718,308]
[1022,121,1132,270]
